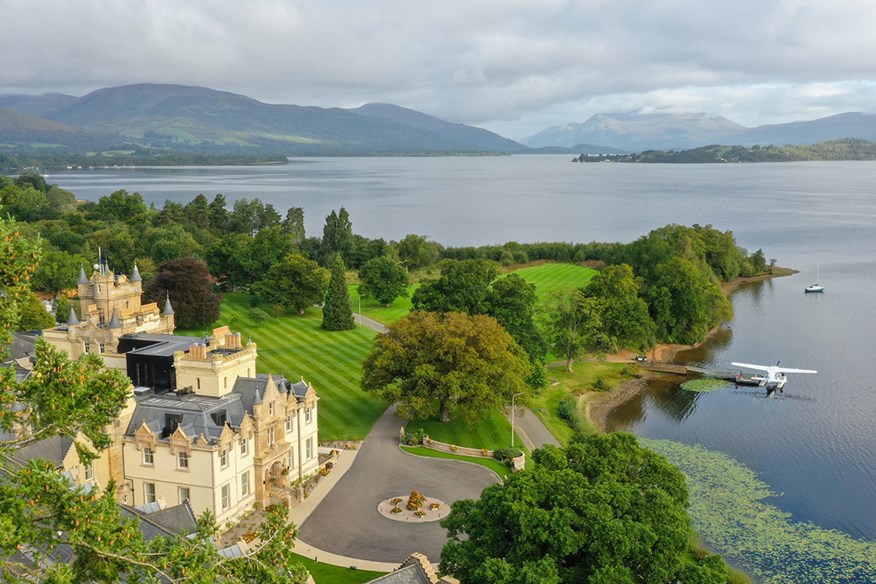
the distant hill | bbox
[523,113,743,151]
[524,112,876,151]
[0,83,525,156]
[0,93,77,116]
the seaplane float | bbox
[732,362,817,395]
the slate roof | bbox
[124,501,197,538]
[367,564,434,584]
[232,374,311,413]
[126,393,246,442]
[12,435,76,468]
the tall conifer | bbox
[322,255,355,330]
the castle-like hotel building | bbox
[40,264,319,525]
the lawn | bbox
[177,293,386,442]
[513,262,598,300]
[406,408,520,451]
[291,553,385,584]
[347,283,419,325]
[401,445,512,479]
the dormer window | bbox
[163,414,182,438]
[210,411,227,427]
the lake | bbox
[50,157,876,574]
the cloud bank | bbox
[3,0,875,139]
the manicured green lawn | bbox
[406,408,520,451]
[401,445,512,479]
[347,283,419,325]
[513,262,598,300]
[291,553,385,584]
[177,293,386,442]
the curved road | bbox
[298,406,499,563]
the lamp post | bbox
[511,392,524,448]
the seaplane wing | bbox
[732,362,772,372]
[774,367,817,374]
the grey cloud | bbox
[2,0,875,140]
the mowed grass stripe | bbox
[178,293,385,442]
[513,263,597,300]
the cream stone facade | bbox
[39,264,320,526]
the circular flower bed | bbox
[377,493,450,523]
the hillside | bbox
[0,83,524,156]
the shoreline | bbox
[587,267,796,433]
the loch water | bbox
[52,157,876,543]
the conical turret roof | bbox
[130,263,142,282]
[162,294,175,316]
[77,265,89,285]
[67,307,80,326]
[108,308,122,329]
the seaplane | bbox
[732,361,817,394]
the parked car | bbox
[634,355,649,362]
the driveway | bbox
[297,406,499,563]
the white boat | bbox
[804,263,824,293]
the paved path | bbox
[297,406,498,564]
[356,313,388,333]
[510,407,560,451]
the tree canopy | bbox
[543,288,606,372]
[144,257,222,330]
[441,433,731,584]
[411,259,499,314]
[251,253,328,315]
[357,256,411,306]
[361,311,531,423]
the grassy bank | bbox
[405,408,520,451]
[291,553,385,584]
[177,292,385,442]
[400,445,511,479]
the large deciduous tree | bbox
[411,259,499,314]
[357,256,411,306]
[322,256,355,331]
[584,263,656,352]
[361,311,531,423]
[251,253,329,315]
[647,257,731,344]
[441,433,730,584]
[485,274,549,388]
[543,287,605,372]
[144,257,221,329]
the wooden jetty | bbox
[641,362,762,386]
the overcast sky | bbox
[3,0,876,140]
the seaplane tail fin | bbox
[776,367,817,374]
[732,362,772,372]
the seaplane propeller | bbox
[731,362,817,395]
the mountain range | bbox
[522,112,876,151]
[2,84,876,157]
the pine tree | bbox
[322,255,355,330]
